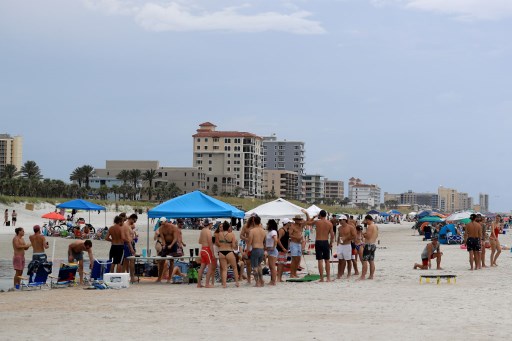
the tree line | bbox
[0,161,182,202]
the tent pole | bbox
[147,216,150,256]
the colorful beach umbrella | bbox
[41,212,66,220]
[418,216,444,223]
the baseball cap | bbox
[282,218,292,225]
[159,217,167,223]
[338,214,348,221]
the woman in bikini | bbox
[490,215,502,266]
[355,225,365,268]
[216,221,239,288]
[265,219,279,286]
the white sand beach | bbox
[1,203,511,340]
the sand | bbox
[1,202,512,340]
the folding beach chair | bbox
[19,260,53,290]
[50,263,79,288]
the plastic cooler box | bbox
[91,260,112,280]
[103,273,130,288]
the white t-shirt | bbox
[266,230,277,249]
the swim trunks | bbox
[250,248,264,268]
[200,246,214,265]
[32,253,47,262]
[362,244,376,261]
[13,254,25,271]
[466,237,481,252]
[289,242,302,257]
[109,244,124,264]
[68,249,83,261]
[123,242,133,258]
[277,251,288,265]
[315,240,330,260]
[337,244,352,261]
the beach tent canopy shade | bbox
[388,210,402,215]
[366,210,380,215]
[306,205,322,216]
[148,191,244,219]
[379,212,390,217]
[438,224,458,244]
[245,198,305,220]
[41,212,66,220]
[418,216,444,223]
[56,199,106,211]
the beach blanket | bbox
[286,274,321,282]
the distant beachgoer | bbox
[276,218,291,282]
[354,225,364,274]
[106,216,125,273]
[197,219,214,288]
[478,215,488,268]
[67,239,94,285]
[11,210,17,226]
[157,218,178,283]
[122,214,137,283]
[359,215,378,280]
[413,236,442,270]
[4,209,8,226]
[29,225,49,262]
[13,227,31,289]
[265,219,278,286]
[289,210,310,278]
[239,216,256,284]
[216,221,239,288]
[464,214,482,271]
[337,215,356,279]
[490,215,502,266]
[309,210,334,282]
[247,216,266,287]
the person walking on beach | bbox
[464,214,482,271]
[309,210,334,282]
[4,209,8,226]
[337,215,356,280]
[106,216,125,273]
[12,227,31,289]
[29,225,49,262]
[490,215,502,267]
[68,239,94,285]
[276,218,291,282]
[197,219,215,288]
[478,214,488,268]
[247,216,266,287]
[413,236,443,270]
[265,219,279,286]
[359,215,378,280]
[289,210,310,278]
[11,210,17,226]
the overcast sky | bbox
[1,0,511,211]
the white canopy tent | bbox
[245,198,306,220]
[306,204,322,216]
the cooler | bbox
[103,273,130,288]
[91,259,112,280]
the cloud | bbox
[375,0,512,21]
[84,1,326,34]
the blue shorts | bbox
[266,247,278,258]
[290,242,302,257]
[123,243,133,258]
[250,248,264,268]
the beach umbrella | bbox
[366,209,380,215]
[418,216,444,223]
[379,212,390,217]
[445,211,471,222]
[459,218,471,224]
[416,210,431,219]
[41,212,66,221]
[388,209,402,215]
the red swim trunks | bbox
[200,246,214,265]
[13,255,25,271]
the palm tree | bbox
[142,169,159,201]
[129,169,142,200]
[111,184,119,201]
[116,170,130,185]
[20,160,43,180]
[81,165,95,189]
[70,167,84,187]
[1,164,18,179]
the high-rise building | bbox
[348,177,381,207]
[262,134,305,175]
[479,193,489,212]
[400,190,439,208]
[302,174,325,203]
[324,179,344,202]
[262,169,299,200]
[192,122,263,197]
[438,186,474,212]
[0,134,22,175]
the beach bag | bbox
[187,267,198,283]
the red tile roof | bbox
[193,131,262,139]
[199,122,216,127]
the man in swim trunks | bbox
[12,227,31,289]
[413,236,443,270]
[197,219,214,288]
[308,210,334,282]
[29,225,48,262]
[337,215,356,279]
[247,216,267,287]
[106,215,125,273]
[121,214,137,282]
[68,239,94,285]
[289,210,310,278]
[157,218,179,282]
[359,215,379,280]
[464,214,482,271]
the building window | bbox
[227,167,231,172]
[213,138,219,142]
[197,138,200,142]
[209,167,212,172]
[213,146,219,150]
[204,146,208,150]
[224,138,231,143]
[196,146,200,150]
[165,172,168,176]
[205,138,208,142]
[209,160,212,164]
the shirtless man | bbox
[13,227,31,288]
[308,210,334,282]
[289,210,310,278]
[413,236,443,270]
[247,216,267,287]
[464,214,482,270]
[348,215,359,274]
[157,218,179,283]
[106,215,125,273]
[29,225,49,262]
[197,219,214,288]
[359,215,379,280]
[337,215,357,279]
[239,216,256,283]
[276,218,291,282]
[121,214,137,282]
[68,239,94,285]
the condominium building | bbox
[400,191,439,208]
[384,192,401,204]
[302,174,325,203]
[192,122,263,197]
[262,134,305,175]
[438,186,474,212]
[323,179,344,202]
[348,177,381,207]
[479,193,489,212]
[262,169,300,200]
[0,134,22,175]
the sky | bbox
[1,0,511,211]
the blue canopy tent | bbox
[389,210,402,215]
[379,212,390,217]
[147,191,245,252]
[367,210,380,215]
[56,199,106,226]
[417,210,431,219]
[438,224,459,244]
